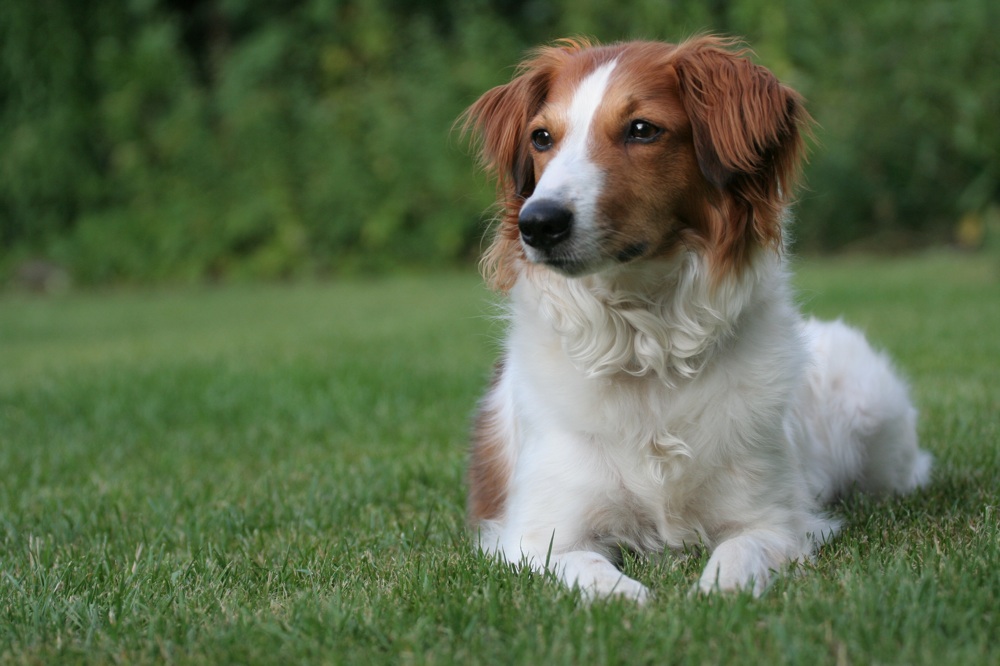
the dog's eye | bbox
[531,129,554,151]
[627,120,662,143]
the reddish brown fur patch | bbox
[581,43,718,266]
[672,37,810,279]
[573,37,808,282]
[467,363,511,523]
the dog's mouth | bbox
[542,256,592,276]
[525,238,650,277]
[523,245,590,275]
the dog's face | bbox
[519,52,704,276]
[461,38,808,290]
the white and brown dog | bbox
[460,36,931,601]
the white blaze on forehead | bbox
[528,60,618,211]
[567,60,618,142]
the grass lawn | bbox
[1,252,997,664]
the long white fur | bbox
[475,59,932,601]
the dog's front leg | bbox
[483,524,652,601]
[488,541,651,603]
[546,550,651,602]
[491,456,652,602]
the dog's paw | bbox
[695,566,767,596]
[696,534,781,596]
[554,550,652,603]
[604,574,652,603]
[578,571,651,603]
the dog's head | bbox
[460,37,808,291]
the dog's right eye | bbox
[627,119,663,143]
[531,129,554,151]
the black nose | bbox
[518,200,574,251]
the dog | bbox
[459,36,932,601]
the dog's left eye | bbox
[531,129,554,151]
[627,120,662,143]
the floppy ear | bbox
[460,75,545,201]
[459,61,552,291]
[674,38,808,267]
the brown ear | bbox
[459,41,588,291]
[458,71,550,291]
[674,37,808,267]
[459,75,545,201]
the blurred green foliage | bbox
[1,0,997,284]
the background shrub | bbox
[2,0,997,284]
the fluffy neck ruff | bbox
[522,251,777,383]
